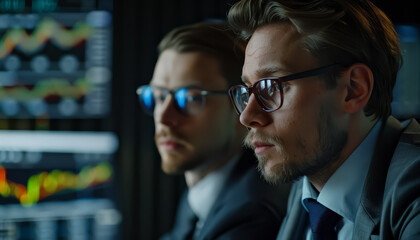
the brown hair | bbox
[228,0,402,119]
[158,22,245,87]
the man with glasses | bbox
[227,0,420,239]
[137,22,290,240]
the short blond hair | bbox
[158,22,245,87]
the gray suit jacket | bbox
[277,116,420,240]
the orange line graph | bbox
[0,78,91,101]
[0,162,113,207]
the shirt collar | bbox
[187,153,240,223]
[302,119,382,222]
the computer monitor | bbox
[0,131,120,240]
[0,0,112,119]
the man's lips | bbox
[158,138,185,150]
[252,141,275,154]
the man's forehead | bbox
[151,50,228,89]
[242,24,314,82]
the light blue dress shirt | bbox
[187,154,240,235]
[301,120,382,240]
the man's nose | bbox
[154,95,182,127]
[239,94,271,129]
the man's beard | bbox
[244,110,348,185]
[155,130,200,174]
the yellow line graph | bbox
[0,78,91,101]
[0,162,113,207]
[0,18,93,59]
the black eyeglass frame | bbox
[228,64,340,114]
[136,85,227,116]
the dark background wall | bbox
[113,1,237,239]
[112,1,420,239]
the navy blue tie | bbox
[304,198,341,240]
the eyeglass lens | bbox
[138,86,206,115]
[229,79,283,114]
[255,79,282,110]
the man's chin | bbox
[160,156,199,175]
[257,158,301,185]
[161,161,186,175]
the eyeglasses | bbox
[136,85,227,116]
[228,64,339,114]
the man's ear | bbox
[342,63,374,113]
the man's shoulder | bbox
[399,118,420,146]
[386,118,420,184]
[379,118,420,237]
[385,138,420,195]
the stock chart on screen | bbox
[0,131,121,240]
[0,1,120,240]
[0,0,112,119]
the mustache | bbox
[244,130,283,149]
[155,129,186,143]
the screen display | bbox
[0,131,120,240]
[0,1,120,240]
[0,0,112,119]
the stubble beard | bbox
[160,151,195,175]
[244,111,348,185]
[156,131,202,175]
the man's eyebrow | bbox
[242,66,286,85]
[256,66,285,77]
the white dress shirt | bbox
[187,154,240,234]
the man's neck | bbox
[184,156,231,187]
[184,142,243,187]
[309,114,378,192]
[185,126,247,187]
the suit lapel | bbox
[197,149,254,237]
[171,191,198,240]
[353,116,403,239]
[399,118,420,146]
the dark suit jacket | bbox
[277,116,420,240]
[160,148,291,240]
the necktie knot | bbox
[304,198,341,240]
